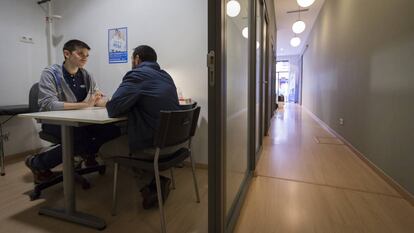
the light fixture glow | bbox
[292,20,306,34]
[242,27,248,38]
[226,0,241,17]
[256,41,260,49]
[296,0,315,8]
[290,37,301,47]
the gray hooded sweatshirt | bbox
[38,64,99,111]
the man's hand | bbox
[93,90,108,107]
[85,93,98,107]
[94,90,105,99]
[95,98,108,107]
[63,91,106,110]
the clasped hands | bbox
[84,90,107,107]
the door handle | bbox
[207,51,215,87]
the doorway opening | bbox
[276,60,298,103]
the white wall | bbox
[0,0,48,105]
[302,0,414,194]
[53,0,208,163]
[0,0,49,155]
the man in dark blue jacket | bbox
[100,45,180,208]
[106,45,180,151]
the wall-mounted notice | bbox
[108,27,128,64]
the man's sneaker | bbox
[83,156,99,168]
[159,176,171,202]
[25,154,56,184]
[140,185,158,209]
[140,176,171,209]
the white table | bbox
[19,107,126,230]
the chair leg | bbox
[111,162,119,216]
[155,168,167,233]
[170,168,176,190]
[189,154,200,203]
[154,149,167,233]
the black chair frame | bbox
[111,106,201,233]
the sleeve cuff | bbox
[52,101,65,111]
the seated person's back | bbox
[106,45,180,151]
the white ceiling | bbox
[275,0,325,57]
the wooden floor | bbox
[2,104,414,233]
[234,104,414,233]
[0,160,208,233]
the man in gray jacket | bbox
[25,39,120,184]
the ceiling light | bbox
[226,0,241,17]
[297,0,315,8]
[242,27,248,38]
[290,37,301,47]
[292,20,306,34]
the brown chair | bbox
[111,106,201,233]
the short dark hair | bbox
[63,39,90,53]
[132,45,157,62]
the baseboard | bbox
[4,147,43,164]
[4,149,208,170]
[302,107,414,206]
[253,145,265,177]
[183,161,208,170]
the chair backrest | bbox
[29,83,40,113]
[154,106,201,148]
[180,101,197,110]
[29,82,61,144]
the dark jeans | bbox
[31,124,121,170]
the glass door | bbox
[255,0,263,158]
[207,0,225,231]
[276,60,290,103]
[262,11,269,137]
[224,0,250,225]
[208,0,252,232]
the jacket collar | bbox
[136,61,160,70]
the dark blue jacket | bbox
[106,61,180,151]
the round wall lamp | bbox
[227,0,241,17]
[297,0,315,8]
[292,20,306,34]
[290,37,301,47]
[242,27,249,39]
[242,27,248,38]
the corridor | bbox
[235,104,414,233]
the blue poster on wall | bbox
[108,27,128,64]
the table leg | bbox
[38,125,106,230]
[0,124,6,176]
[0,134,4,176]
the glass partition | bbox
[255,0,263,154]
[225,0,250,217]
